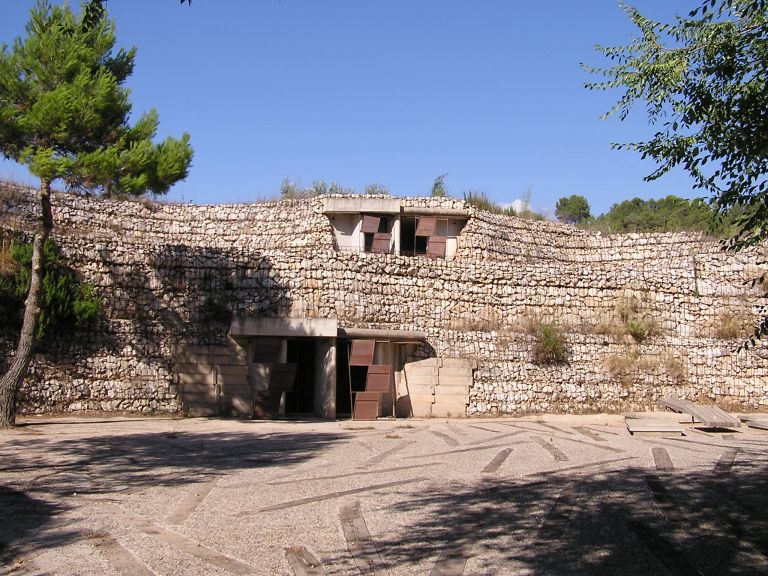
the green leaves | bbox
[0,237,100,346]
[0,0,192,197]
[555,194,592,226]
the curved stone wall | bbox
[1,183,766,415]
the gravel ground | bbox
[2,413,768,576]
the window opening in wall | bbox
[401,215,448,258]
[361,214,392,254]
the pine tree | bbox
[0,0,193,427]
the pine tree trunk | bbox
[0,181,52,429]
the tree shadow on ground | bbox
[365,462,768,576]
[0,486,70,567]
[0,428,345,497]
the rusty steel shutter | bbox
[427,236,447,258]
[361,215,380,234]
[366,364,391,392]
[349,339,375,366]
[371,232,391,253]
[415,216,437,237]
[353,391,380,420]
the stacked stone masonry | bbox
[1,183,766,416]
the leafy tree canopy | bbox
[588,195,726,234]
[0,0,193,196]
[555,194,592,225]
[585,0,767,251]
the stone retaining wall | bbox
[1,183,766,415]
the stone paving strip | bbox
[543,433,625,454]
[644,474,684,523]
[96,502,257,575]
[535,423,573,435]
[88,532,156,576]
[465,424,503,434]
[404,441,529,460]
[713,449,739,473]
[250,477,430,514]
[481,448,513,474]
[652,447,675,471]
[536,488,578,541]
[339,501,390,576]
[428,431,459,447]
[572,427,606,442]
[267,462,442,486]
[284,546,327,576]
[626,520,705,576]
[469,430,525,446]
[166,477,220,525]
[524,456,638,478]
[531,436,569,462]
[359,440,415,468]
[641,438,708,454]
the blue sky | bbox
[0,0,699,216]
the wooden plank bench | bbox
[625,418,684,436]
[659,397,740,429]
[739,415,768,430]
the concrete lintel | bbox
[230,316,338,339]
[323,197,401,215]
[401,207,470,218]
[338,327,427,341]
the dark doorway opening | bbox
[286,339,315,414]
[336,340,352,417]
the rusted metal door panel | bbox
[427,236,447,258]
[371,232,391,253]
[415,216,436,237]
[366,365,391,392]
[353,391,380,420]
[361,215,381,234]
[350,340,375,366]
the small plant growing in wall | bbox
[532,321,569,365]
[615,296,660,344]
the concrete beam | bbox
[338,327,427,341]
[229,317,338,339]
[322,197,401,215]
[401,207,470,218]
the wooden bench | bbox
[659,397,740,429]
[739,415,768,430]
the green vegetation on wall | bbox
[0,238,100,347]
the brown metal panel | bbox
[366,365,391,392]
[427,236,446,258]
[354,392,380,420]
[349,340,375,366]
[371,232,391,253]
[415,216,437,237]
[269,363,297,391]
[252,390,283,419]
[361,215,380,234]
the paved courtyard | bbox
[2,413,768,575]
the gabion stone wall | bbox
[1,184,766,416]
